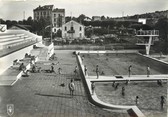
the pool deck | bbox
[0,50,130,117]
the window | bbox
[54,14,56,17]
[54,29,56,32]
[71,27,74,31]
[65,26,67,31]
[43,11,46,15]
[79,27,82,31]
[58,23,61,27]
[79,33,82,37]
[54,18,56,22]
[71,22,73,26]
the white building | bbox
[92,16,101,21]
[138,18,146,25]
[62,20,85,39]
[84,17,92,21]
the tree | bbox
[65,16,71,23]
[5,20,13,28]
[26,16,33,25]
[101,16,106,21]
[141,24,153,30]
[85,28,92,38]
[77,14,86,23]
[32,20,39,34]
[0,19,5,24]
[22,19,27,25]
[27,16,33,21]
[56,29,62,37]
[11,20,17,25]
[18,20,23,25]
[130,23,142,30]
[32,17,51,36]
[155,18,168,53]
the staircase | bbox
[38,49,49,61]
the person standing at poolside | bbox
[81,55,85,61]
[58,67,62,74]
[135,96,139,105]
[121,86,125,96]
[84,65,87,76]
[91,82,95,95]
[128,65,132,77]
[147,65,150,77]
[69,79,75,97]
[32,64,36,73]
[74,66,78,76]
[96,65,99,79]
[112,81,115,87]
[51,65,55,73]
[161,96,165,110]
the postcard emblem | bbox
[7,104,14,116]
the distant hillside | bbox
[129,10,168,19]
[110,10,168,26]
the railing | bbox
[136,30,159,36]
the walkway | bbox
[87,75,168,81]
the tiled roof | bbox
[9,24,32,31]
[34,5,54,11]
[63,20,84,27]
[53,8,65,12]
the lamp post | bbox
[50,25,53,43]
[45,24,52,43]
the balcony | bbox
[67,30,75,33]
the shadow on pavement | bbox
[35,93,72,98]
[60,93,86,97]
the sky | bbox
[0,0,168,21]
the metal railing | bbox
[136,30,159,36]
